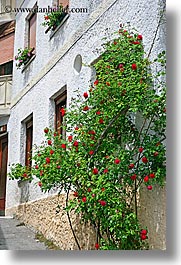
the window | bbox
[54,90,67,137]
[57,0,69,8]
[28,12,37,52]
[0,61,13,76]
[25,118,33,167]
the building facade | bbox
[1,0,166,249]
[0,0,15,216]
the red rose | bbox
[137,34,143,40]
[89,150,94,155]
[68,135,73,142]
[73,141,79,147]
[35,165,39,169]
[129,163,134,169]
[73,191,79,197]
[75,126,79,131]
[61,144,66,149]
[144,176,149,182]
[38,182,42,187]
[93,168,98,175]
[46,157,50,164]
[83,106,89,111]
[114,41,118,45]
[106,82,110,86]
[60,108,66,117]
[54,132,57,137]
[23,173,28,178]
[138,147,144,153]
[92,194,95,197]
[57,165,61,169]
[48,140,52,145]
[38,153,41,157]
[44,128,49,134]
[132,63,137,70]
[88,130,96,135]
[99,200,106,206]
[95,243,100,250]
[50,150,54,155]
[83,92,88,99]
[114,158,120,164]
[154,151,159,156]
[87,188,91,192]
[147,185,152,190]
[40,170,43,176]
[118,64,124,69]
[101,188,105,192]
[103,169,108,174]
[130,174,137,180]
[99,118,104,124]
[96,111,101,115]
[142,157,148,163]
[141,229,147,235]
[133,41,140,45]
[149,173,155,179]
[94,80,99,86]
[140,234,147,240]
[82,197,87,203]
[44,15,50,20]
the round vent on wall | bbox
[73,54,82,74]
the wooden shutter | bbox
[29,13,37,50]
[0,33,14,65]
[25,119,33,167]
[55,91,67,136]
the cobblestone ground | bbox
[0,217,47,250]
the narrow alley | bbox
[0,217,47,250]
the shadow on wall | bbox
[18,180,30,204]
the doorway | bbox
[0,134,8,216]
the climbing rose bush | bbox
[10,26,166,250]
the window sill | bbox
[21,54,36,73]
[49,14,70,39]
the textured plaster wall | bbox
[12,0,95,98]
[0,116,9,127]
[138,185,166,250]
[6,0,166,249]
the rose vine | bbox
[9,24,166,250]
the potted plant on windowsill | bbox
[8,163,33,184]
[15,47,35,69]
[42,4,69,34]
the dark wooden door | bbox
[0,135,8,216]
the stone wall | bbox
[6,193,97,250]
[6,185,166,250]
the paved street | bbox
[0,217,47,250]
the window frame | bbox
[25,117,33,168]
[27,12,37,53]
[45,0,69,35]
[54,89,67,137]
[0,61,13,76]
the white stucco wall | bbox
[6,0,166,209]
